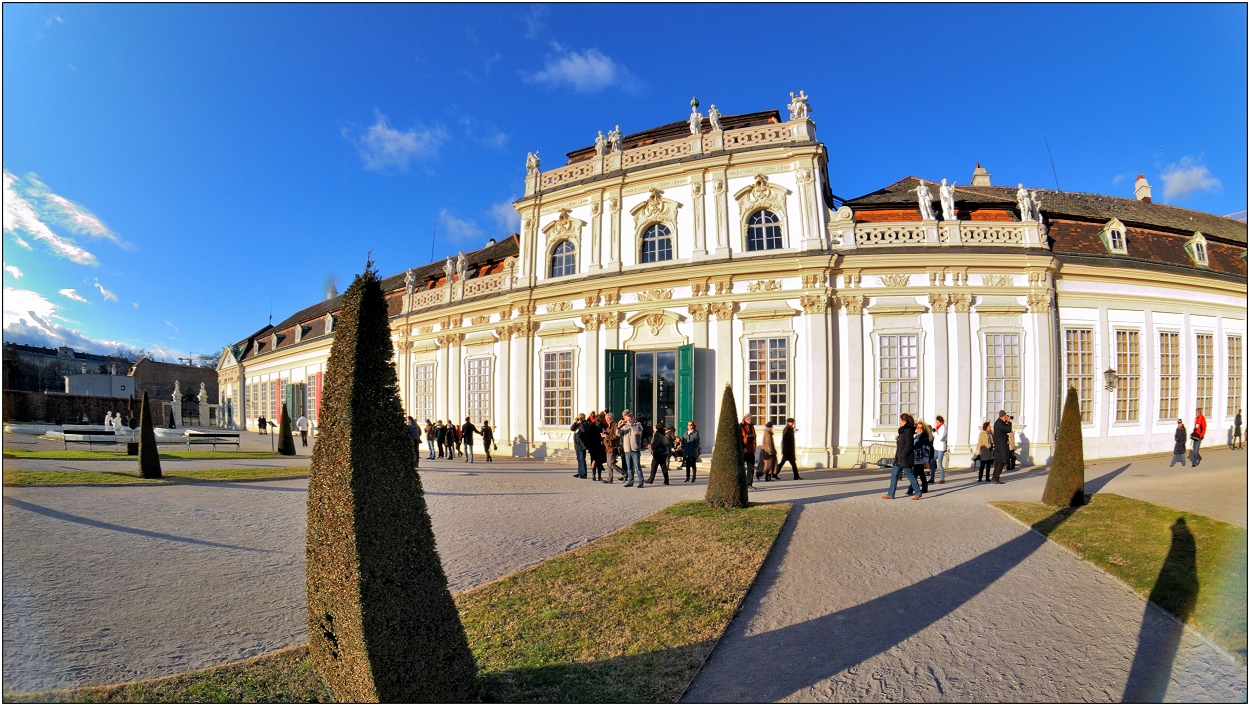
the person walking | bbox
[296,413,310,447]
[405,416,422,468]
[1170,419,1188,467]
[976,421,994,482]
[991,410,1012,483]
[619,410,644,487]
[779,418,803,480]
[571,413,588,478]
[481,420,495,462]
[909,418,932,495]
[435,420,446,458]
[1232,409,1243,450]
[759,420,778,481]
[681,421,701,482]
[1006,417,1018,470]
[580,413,607,481]
[424,419,436,459]
[1191,408,1207,467]
[602,413,619,483]
[647,420,673,484]
[931,415,947,484]
[453,420,465,458]
[461,417,479,463]
[257,414,268,435]
[883,412,922,500]
[740,414,758,490]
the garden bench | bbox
[61,426,119,450]
[185,430,241,450]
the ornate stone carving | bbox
[630,189,681,234]
[734,174,790,219]
[928,293,950,313]
[843,272,862,288]
[982,274,1013,287]
[526,152,540,174]
[542,208,586,247]
[712,279,732,295]
[511,321,538,336]
[636,288,673,302]
[497,308,512,321]
[584,294,601,307]
[442,316,461,330]
[786,90,811,120]
[879,274,911,288]
[417,325,434,335]
[950,293,972,313]
[590,201,601,216]
[437,332,464,347]
[602,292,621,306]
[691,182,703,197]
[713,178,725,194]
[396,340,414,352]
[581,313,603,330]
[546,301,573,313]
[515,302,537,317]
[1027,271,1049,287]
[801,273,823,289]
[915,179,936,221]
[644,312,667,335]
[838,295,865,315]
[796,168,813,184]
[800,295,832,314]
[1028,289,1054,313]
[688,304,710,322]
[709,302,736,320]
[470,315,491,326]
[691,281,710,297]
[748,279,783,293]
[601,312,621,329]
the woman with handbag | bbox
[976,421,995,482]
[760,420,778,481]
[909,418,932,495]
[1169,419,1187,467]
[883,413,922,500]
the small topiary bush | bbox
[305,262,479,702]
[705,384,748,508]
[1042,386,1085,506]
[276,403,296,456]
[138,391,162,479]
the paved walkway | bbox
[3,445,1246,700]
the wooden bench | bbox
[61,426,119,450]
[859,441,897,470]
[185,430,241,450]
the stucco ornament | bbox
[708,104,723,131]
[787,90,811,120]
[939,179,957,221]
[915,179,936,221]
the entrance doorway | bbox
[605,345,694,444]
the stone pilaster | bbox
[950,293,973,455]
[839,295,865,460]
[929,293,950,429]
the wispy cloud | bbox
[1111,173,1131,187]
[59,288,89,303]
[4,170,100,265]
[3,287,132,355]
[4,265,22,279]
[133,301,139,309]
[459,117,508,149]
[490,201,521,234]
[44,14,63,27]
[1159,156,1221,202]
[93,278,118,302]
[10,233,32,249]
[438,209,482,242]
[344,110,448,172]
[522,5,549,40]
[525,44,639,93]
[164,320,179,332]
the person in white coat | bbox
[930,414,948,484]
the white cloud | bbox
[5,265,22,279]
[526,46,638,93]
[93,278,118,302]
[1159,156,1222,202]
[10,233,32,249]
[1111,173,1130,187]
[164,320,180,332]
[3,287,130,355]
[133,301,139,309]
[59,288,88,303]
[459,117,508,149]
[490,201,521,234]
[4,170,100,265]
[347,111,448,172]
[438,209,482,242]
[522,5,549,39]
[44,14,63,27]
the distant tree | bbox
[305,262,479,702]
[1042,386,1085,506]
[138,391,162,479]
[705,384,749,508]
[276,402,296,456]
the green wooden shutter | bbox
[605,349,634,416]
[677,343,694,429]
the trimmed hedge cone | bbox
[1042,386,1086,507]
[137,391,162,479]
[276,402,296,456]
[705,384,749,508]
[305,263,479,702]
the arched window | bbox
[640,223,673,263]
[746,210,783,251]
[549,240,576,277]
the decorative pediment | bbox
[624,310,688,347]
[536,321,584,339]
[630,189,681,232]
[733,174,790,215]
[542,208,586,247]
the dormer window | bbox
[324,313,337,334]
[1185,232,1210,268]
[1098,218,1128,255]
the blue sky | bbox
[4,3,1246,363]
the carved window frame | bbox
[629,190,680,266]
[734,175,790,253]
[548,239,577,278]
[1098,217,1128,255]
[744,209,785,252]
[1185,231,1210,268]
[541,209,586,280]
[639,223,674,263]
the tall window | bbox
[985,333,1021,420]
[550,240,576,277]
[306,374,319,426]
[249,381,259,425]
[466,358,492,423]
[1229,336,1243,416]
[878,334,918,426]
[542,351,573,426]
[1115,330,1140,422]
[640,223,673,263]
[747,338,789,425]
[1064,328,1094,423]
[1196,334,1213,415]
[1159,332,1180,420]
[746,210,783,251]
[260,379,270,422]
[413,363,434,422]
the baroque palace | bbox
[217,94,1247,466]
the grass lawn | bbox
[8,500,791,703]
[3,450,292,460]
[993,493,1247,661]
[2,467,310,486]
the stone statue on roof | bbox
[708,104,723,131]
[1017,183,1033,221]
[456,251,467,282]
[939,179,957,221]
[444,256,454,285]
[787,90,811,120]
[608,125,623,153]
[404,268,415,296]
[1030,190,1044,222]
[688,106,703,136]
[916,179,936,221]
[594,130,607,156]
[526,151,540,174]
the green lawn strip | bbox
[8,500,791,703]
[3,467,310,486]
[4,449,290,460]
[993,493,1247,661]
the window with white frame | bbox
[1099,218,1128,255]
[260,379,270,422]
[1115,330,1140,422]
[985,333,1021,420]
[1186,232,1210,267]
[249,382,259,425]
[878,334,919,426]
[1196,333,1213,415]
[1229,335,1243,416]
[413,363,434,423]
[640,223,673,263]
[466,357,492,423]
[1158,331,1180,420]
[542,351,573,426]
[549,240,576,278]
[745,210,783,251]
[1109,228,1125,252]
[306,374,318,425]
[747,338,789,425]
[1064,328,1094,423]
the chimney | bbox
[971,162,992,186]
[1134,174,1152,203]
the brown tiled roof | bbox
[565,110,782,164]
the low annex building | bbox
[218,95,1247,464]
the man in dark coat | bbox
[780,418,802,480]
[740,414,757,490]
[570,413,588,478]
[461,417,479,463]
[991,410,1012,484]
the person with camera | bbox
[618,410,644,487]
[991,410,1012,484]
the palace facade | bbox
[217,97,1247,465]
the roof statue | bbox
[787,90,811,120]
[688,105,703,136]
[708,104,723,131]
[608,125,623,153]
[1017,183,1034,221]
[915,179,936,221]
[939,178,957,221]
[444,256,454,285]
[403,268,415,296]
[525,151,540,174]
[594,130,607,156]
[456,251,468,282]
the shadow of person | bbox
[1122,517,1199,703]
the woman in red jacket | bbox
[1191,409,1207,467]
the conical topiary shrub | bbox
[276,402,296,456]
[138,391,162,479]
[1042,386,1085,506]
[705,384,748,508]
[305,262,479,702]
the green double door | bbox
[605,344,693,441]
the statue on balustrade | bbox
[915,179,936,221]
[708,104,723,131]
[608,125,623,153]
[594,130,607,156]
[939,179,957,221]
[526,151,540,173]
[787,90,811,120]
